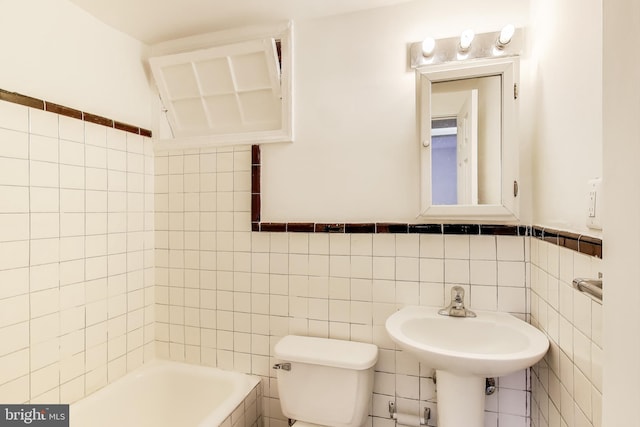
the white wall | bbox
[261,0,529,222]
[602,0,640,424]
[528,0,603,236]
[0,0,153,129]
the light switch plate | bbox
[586,178,603,230]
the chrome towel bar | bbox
[572,277,603,302]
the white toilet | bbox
[273,335,378,427]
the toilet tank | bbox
[274,335,378,427]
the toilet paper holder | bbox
[388,401,431,425]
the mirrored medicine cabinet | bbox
[417,56,520,220]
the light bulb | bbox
[497,24,515,48]
[459,29,475,51]
[421,38,436,57]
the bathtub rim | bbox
[70,359,260,427]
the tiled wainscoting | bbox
[0,91,603,426]
[0,99,155,403]
[155,146,542,427]
[529,239,603,427]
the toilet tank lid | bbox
[274,335,378,370]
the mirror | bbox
[418,57,519,220]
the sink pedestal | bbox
[436,370,485,427]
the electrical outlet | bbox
[586,178,603,230]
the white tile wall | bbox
[155,147,532,427]
[529,239,603,427]
[0,96,598,426]
[0,99,155,403]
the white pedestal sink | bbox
[385,305,549,427]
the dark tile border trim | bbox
[251,145,261,225]
[249,145,603,259]
[252,219,526,236]
[46,102,82,120]
[345,223,376,233]
[0,89,44,110]
[531,226,602,259]
[0,88,152,137]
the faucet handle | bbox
[451,286,465,302]
[440,286,476,317]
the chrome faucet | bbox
[438,286,476,318]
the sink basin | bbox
[385,305,549,427]
[385,305,549,377]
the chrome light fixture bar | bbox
[410,26,522,68]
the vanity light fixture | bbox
[496,24,515,49]
[459,29,475,52]
[409,26,521,68]
[421,37,436,57]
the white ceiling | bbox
[69,0,415,45]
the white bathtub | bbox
[71,360,261,427]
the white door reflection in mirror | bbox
[455,89,477,205]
